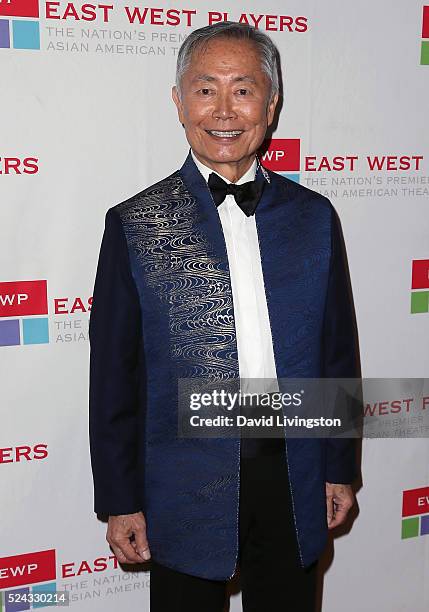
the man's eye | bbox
[199,88,211,95]
[237,88,249,95]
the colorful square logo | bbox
[410,260,429,313]
[0,0,40,50]
[0,550,59,611]
[0,280,49,346]
[401,485,429,538]
[260,138,301,183]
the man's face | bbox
[172,37,278,174]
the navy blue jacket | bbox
[89,152,360,580]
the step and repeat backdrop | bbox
[1,1,429,610]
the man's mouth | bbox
[205,130,244,139]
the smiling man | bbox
[171,32,278,182]
[89,21,360,612]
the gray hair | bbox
[175,21,280,100]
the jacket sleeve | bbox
[322,205,361,484]
[89,207,143,516]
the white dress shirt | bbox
[191,151,279,395]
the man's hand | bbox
[106,511,151,563]
[325,482,355,529]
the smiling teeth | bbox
[209,130,243,137]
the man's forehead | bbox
[182,37,268,86]
[189,38,260,65]
[186,50,265,81]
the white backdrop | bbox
[1,1,429,610]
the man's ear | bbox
[267,92,279,127]
[172,85,185,125]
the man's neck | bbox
[191,151,257,184]
[191,150,257,183]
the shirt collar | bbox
[191,150,257,185]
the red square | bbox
[260,139,300,172]
[411,260,429,290]
[0,0,39,18]
[0,549,56,588]
[402,486,429,517]
[423,6,429,39]
[0,280,48,317]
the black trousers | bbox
[150,439,318,611]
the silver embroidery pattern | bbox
[117,173,239,381]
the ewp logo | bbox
[0,549,57,610]
[410,259,429,313]
[421,6,429,65]
[0,0,40,50]
[401,486,429,539]
[0,280,49,346]
[260,138,301,183]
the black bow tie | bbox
[207,172,265,217]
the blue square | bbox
[0,319,20,346]
[22,317,49,345]
[281,173,300,184]
[0,19,10,48]
[420,514,429,536]
[4,586,30,611]
[32,582,57,608]
[12,20,40,50]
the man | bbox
[89,21,360,611]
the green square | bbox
[411,291,429,313]
[421,41,429,65]
[402,517,419,539]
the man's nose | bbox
[212,92,237,121]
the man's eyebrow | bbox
[232,75,257,84]
[191,74,257,84]
[192,74,217,82]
